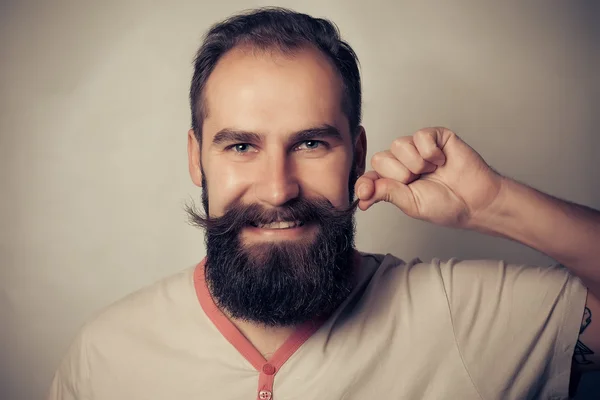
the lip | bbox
[241,222,317,241]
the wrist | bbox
[467,176,519,236]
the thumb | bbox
[358,177,416,214]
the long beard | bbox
[186,174,359,327]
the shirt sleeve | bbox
[438,258,588,400]
[47,329,92,400]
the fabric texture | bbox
[47,252,587,400]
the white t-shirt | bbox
[48,252,587,400]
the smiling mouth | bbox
[250,220,305,229]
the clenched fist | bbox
[356,127,504,228]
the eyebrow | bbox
[212,130,261,146]
[211,124,343,146]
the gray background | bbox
[1,0,598,399]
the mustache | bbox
[186,197,359,235]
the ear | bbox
[353,126,367,176]
[187,129,203,187]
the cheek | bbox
[298,153,353,208]
[206,164,251,215]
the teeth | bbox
[258,221,301,229]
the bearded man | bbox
[48,7,600,400]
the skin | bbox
[187,45,600,378]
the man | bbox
[48,7,599,400]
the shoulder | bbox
[356,252,587,318]
[356,251,462,290]
[354,251,455,308]
[435,258,586,305]
[47,265,202,398]
[76,265,201,349]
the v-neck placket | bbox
[194,259,325,400]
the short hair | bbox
[189,7,362,145]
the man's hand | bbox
[356,127,503,228]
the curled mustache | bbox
[186,197,359,235]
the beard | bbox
[186,171,359,327]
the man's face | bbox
[199,45,359,222]
[187,45,366,326]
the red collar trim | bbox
[194,258,323,371]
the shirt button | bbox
[258,390,272,400]
[262,363,276,375]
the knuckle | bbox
[415,128,432,138]
[399,168,413,183]
[379,180,392,199]
[421,147,437,159]
[415,157,428,170]
[441,127,456,138]
[391,137,407,150]
[371,151,388,167]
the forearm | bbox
[469,177,600,297]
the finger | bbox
[370,151,418,185]
[358,177,417,214]
[390,136,438,175]
[413,129,446,166]
[355,170,379,200]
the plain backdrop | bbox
[1,1,598,399]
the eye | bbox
[230,143,256,153]
[295,140,326,151]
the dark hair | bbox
[189,7,362,145]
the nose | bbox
[253,152,300,207]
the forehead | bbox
[202,45,348,141]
